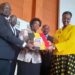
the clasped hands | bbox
[47,45,56,52]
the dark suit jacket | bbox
[47,35,53,43]
[40,34,53,75]
[0,15,24,60]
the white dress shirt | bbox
[9,25,16,35]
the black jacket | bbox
[0,15,24,60]
[47,35,53,43]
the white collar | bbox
[5,16,10,21]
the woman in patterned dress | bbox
[50,11,75,75]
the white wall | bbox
[58,0,75,28]
[15,18,29,31]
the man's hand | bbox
[47,45,55,52]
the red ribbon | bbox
[40,33,50,48]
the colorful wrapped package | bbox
[34,32,52,50]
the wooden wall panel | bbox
[22,0,33,21]
[11,0,24,18]
[35,0,58,35]
[0,0,59,35]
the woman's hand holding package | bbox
[47,45,55,52]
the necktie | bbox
[13,28,16,36]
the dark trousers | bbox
[40,51,52,75]
[0,59,16,75]
[17,60,41,75]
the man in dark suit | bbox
[9,15,20,37]
[42,25,53,42]
[0,2,34,75]
[41,25,53,75]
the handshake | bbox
[26,40,56,52]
